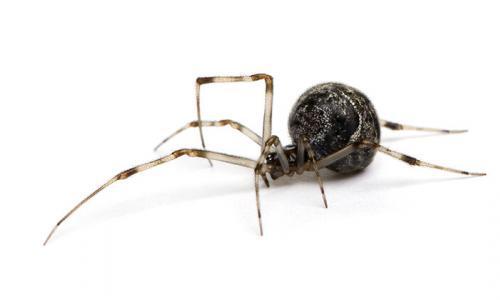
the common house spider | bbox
[44,74,485,245]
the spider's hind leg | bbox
[379,119,467,134]
[362,141,486,176]
[316,141,485,176]
[318,141,486,176]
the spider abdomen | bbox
[288,82,381,173]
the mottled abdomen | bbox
[288,82,380,173]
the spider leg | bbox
[379,119,467,134]
[316,141,485,176]
[253,135,291,235]
[261,174,270,188]
[316,144,359,169]
[299,137,328,208]
[359,141,486,176]
[254,172,264,236]
[196,74,274,165]
[43,149,257,245]
[154,119,262,152]
[256,136,290,173]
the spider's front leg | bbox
[153,118,272,188]
[253,136,330,235]
[195,74,274,165]
[154,119,262,152]
[43,149,257,245]
[253,135,289,236]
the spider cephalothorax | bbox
[44,74,485,245]
[264,144,302,180]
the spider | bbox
[43,74,485,245]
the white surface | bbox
[0,1,498,299]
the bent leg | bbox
[154,119,262,152]
[196,74,274,160]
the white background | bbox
[1,1,498,299]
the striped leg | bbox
[359,141,486,176]
[154,119,262,152]
[300,137,328,208]
[43,149,257,245]
[317,141,486,176]
[196,74,274,165]
[317,144,359,169]
[253,135,290,236]
[380,119,467,134]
